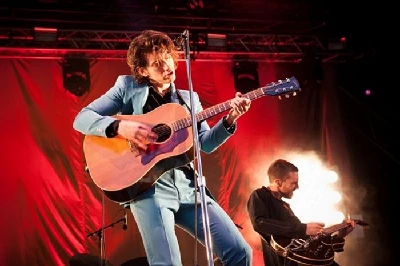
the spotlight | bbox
[232,60,260,94]
[328,37,346,51]
[188,0,204,10]
[34,27,58,42]
[61,58,91,97]
[301,52,324,84]
[207,33,227,49]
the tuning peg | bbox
[278,96,282,100]
[285,94,290,98]
[293,92,297,96]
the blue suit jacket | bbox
[73,75,235,154]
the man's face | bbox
[278,171,299,199]
[141,51,176,87]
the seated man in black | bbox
[247,159,355,266]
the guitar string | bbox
[150,89,261,137]
[148,85,294,138]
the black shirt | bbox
[247,187,344,266]
[143,86,171,114]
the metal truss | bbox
[0,1,364,62]
[0,28,359,62]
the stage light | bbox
[325,170,339,183]
[188,0,204,10]
[302,51,324,83]
[34,27,58,42]
[207,33,227,48]
[328,37,346,50]
[61,58,91,97]
[232,60,260,94]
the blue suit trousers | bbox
[129,168,252,266]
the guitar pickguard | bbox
[141,127,188,164]
[270,219,367,266]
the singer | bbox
[73,29,252,266]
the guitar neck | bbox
[322,219,367,235]
[173,87,266,131]
[323,222,350,235]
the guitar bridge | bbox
[127,140,141,157]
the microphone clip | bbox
[175,29,189,47]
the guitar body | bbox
[269,220,367,265]
[271,235,336,265]
[84,103,194,202]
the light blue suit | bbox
[73,75,252,266]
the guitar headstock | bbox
[262,77,301,99]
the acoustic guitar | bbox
[83,77,300,203]
[270,219,368,265]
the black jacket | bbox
[247,186,344,266]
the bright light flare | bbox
[325,170,339,183]
[284,152,345,226]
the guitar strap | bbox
[175,89,191,112]
[175,89,206,128]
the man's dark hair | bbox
[267,159,298,182]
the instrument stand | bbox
[180,30,214,266]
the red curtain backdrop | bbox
[0,58,354,266]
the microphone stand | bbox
[86,216,126,238]
[86,216,126,266]
[180,29,214,266]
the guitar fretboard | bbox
[171,81,292,131]
[322,219,366,235]
[323,222,349,235]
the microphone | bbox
[174,29,188,47]
[122,211,128,230]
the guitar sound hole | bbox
[152,124,171,142]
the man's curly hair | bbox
[127,30,179,84]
